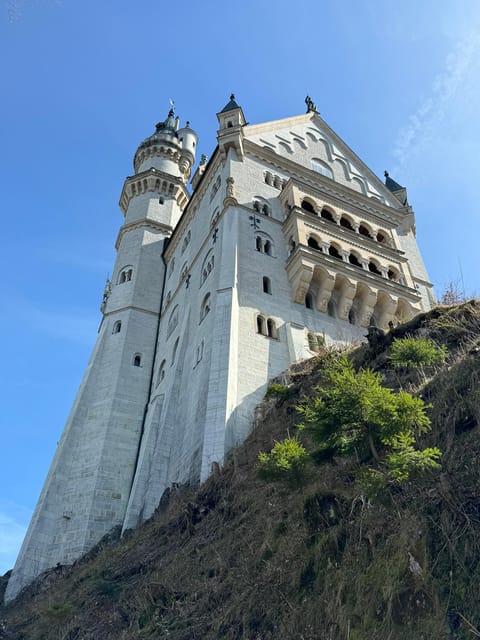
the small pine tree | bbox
[257,437,308,486]
[389,336,447,368]
[297,356,440,484]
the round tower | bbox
[133,108,197,182]
[4,105,197,604]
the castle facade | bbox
[6,96,434,601]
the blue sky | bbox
[1,0,479,574]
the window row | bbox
[255,233,274,256]
[263,171,286,189]
[304,235,402,282]
[256,315,279,339]
[253,198,271,216]
[300,199,391,246]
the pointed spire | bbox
[155,101,177,133]
[220,93,240,113]
[384,170,404,192]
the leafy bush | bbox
[389,336,447,368]
[265,383,294,399]
[297,356,441,485]
[257,437,308,486]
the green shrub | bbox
[265,383,294,399]
[257,437,308,486]
[297,356,441,484]
[389,336,447,368]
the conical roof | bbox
[220,94,240,113]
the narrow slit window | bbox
[263,276,272,294]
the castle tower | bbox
[5,108,197,602]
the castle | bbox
[5,96,434,601]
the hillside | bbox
[1,301,480,640]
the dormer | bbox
[216,94,246,159]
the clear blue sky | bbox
[1,0,479,574]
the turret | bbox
[217,94,246,159]
[119,106,195,230]
[133,106,197,182]
[177,120,198,182]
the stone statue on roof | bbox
[305,95,318,113]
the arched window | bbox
[180,262,189,281]
[388,267,399,282]
[320,207,335,222]
[377,229,390,246]
[348,308,356,325]
[340,216,354,231]
[167,306,179,337]
[368,261,381,275]
[118,267,133,284]
[181,230,191,254]
[157,359,166,385]
[112,320,121,334]
[359,224,372,239]
[266,318,278,339]
[329,245,342,260]
[254,233,275,257]
[171,338,179,365]
[308,237,320,250]
[349,253,362,267]
[256,314,266,335]
[200,251,214,286]
[210,176,221,202]
[133,354,142,367]
[311,158,333,179]
[194,339,204,366]
[168,258,175,278]
[263,276,272,294]
[200,293,211,323]
[305,292,314,309]
[301,199,315,214]
[210,207,220,227]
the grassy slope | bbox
[1,302,480,640]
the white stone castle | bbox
[5,95,434,601]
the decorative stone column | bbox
[337,279,357,321]
[316,271,336,313]
[357,286,377,327]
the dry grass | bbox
[1,302,480,640]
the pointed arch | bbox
[167,305,179,337]
[311,158,333,179]
[200,293,211,323]
[333,157,350,180]
[200,250,214,286]
[351,176,367,195]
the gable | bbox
[245,114,400,209]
